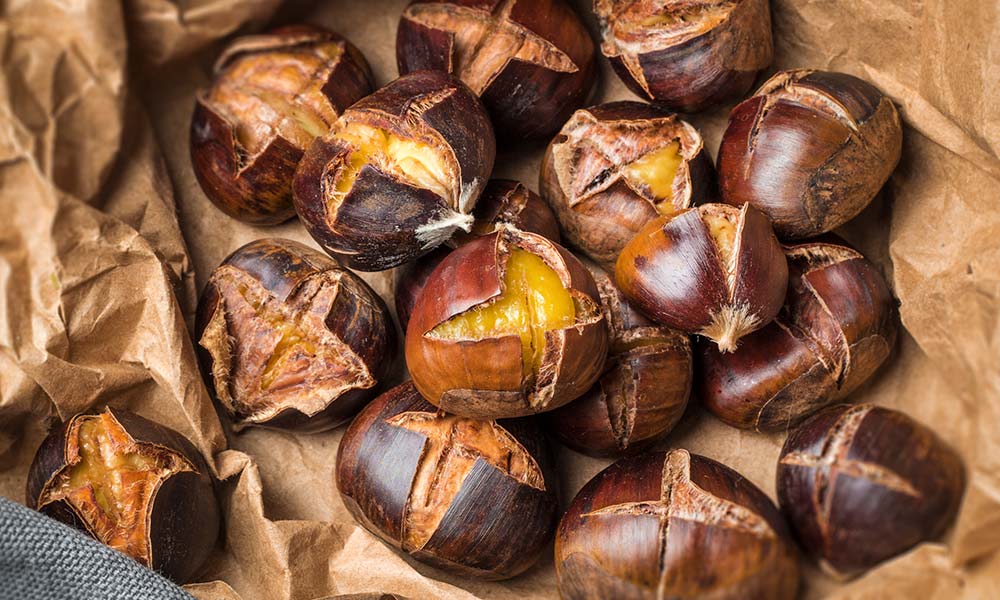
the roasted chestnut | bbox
[700,239,898,432]
[615,203,787,352]
[336,381,558,580]
[293,70,496,271]
[777,404,965,579]
[191,25,373,225]
[405,227,608,419]
[196,238,396,432]
[595,0,773,113]
[26,408,219,583]
[540,101,714,267]
[556,449,799,599]
[544,260,692,457]
[396,0,597,140]
[718,70,903,239]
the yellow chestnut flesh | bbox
[702,210,737,276]
[622,141,682,213]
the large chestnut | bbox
[191,25,373,225]
[405,227,608,419]
[540,101,714,267]
[336,381,558,580]
[26,408,219,583]
[778,404,965,579]
[700,238,898,432]
[616,203,787,352]
[196,238,396,432]
[396,0,597,140]
[293,70,496,271]
[718,70,903,239]
[594,0,773,113]
[556,449,799,599]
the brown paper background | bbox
[1,1,997,598]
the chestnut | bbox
[26,408,219,583]
[191,25,374,225]
[615,203,787,352]
[777,404,965,579]
[196,238,396,432]
[293,70,496,271]
[700,238,898,432]
[556,449,799,599]
[540,101,715,267]
[405,227,608,419]
[396,0,597,141]
[336,381,558,580]
[594,0,773,113]
[718,70,903,239]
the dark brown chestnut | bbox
[540,101,715,267]
[191,25,374,225]
[777,404,965,579]
[556,449,799,599]
[195,238,397,432]
[293,70,496,271]
[396,0,597,140]
[615,203,788,352]
[26,408,219,584]
[595,0,773,113]
[700,238,898,432]
[336,381,558,580]
[718,70,903,239]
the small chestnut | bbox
[540,101,715,267]
[26,408,219,583]
[293,70,496,271]
[336,381,558,580]
[718,69,903,239]
[191,25,374,225]
[777,404,965,579]
[396,0,597,140]
[700,238,898,432]
[556,449,799,599]
[615,202,788,352]
[595,0,773,113]
[196,238,397,432]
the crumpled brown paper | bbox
[1,0,998,599]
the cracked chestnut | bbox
[615,202,788,352]
[292,70,496,271]
[700,238,898,432]
[777,404,965,579]
[336,381,558,579]
[196,238,396,432]
[405,227,608,419]
[396,0,597,140]
[191,25,374,225]
[556,449,799,599]
[540,101,715,267]
[595,0,773,113]
[718,70,903,239]
[26,408,219,583]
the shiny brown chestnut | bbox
[396,0,597,140]
[405,227,608,419]
[616,202,787,352]
[26,408,219,583]
[700,239,898,432]
[336,381,558,580]
[718,70,903,239]
[191,25,373,225]
[196,238,396,432]
[777,404,965,579]
[595,0,773,113]
[556,449,799,599]
[293,70,496,271]
[540,101,715,267]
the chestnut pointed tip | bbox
[702,305,760,353]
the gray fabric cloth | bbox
[0,496,193,600]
